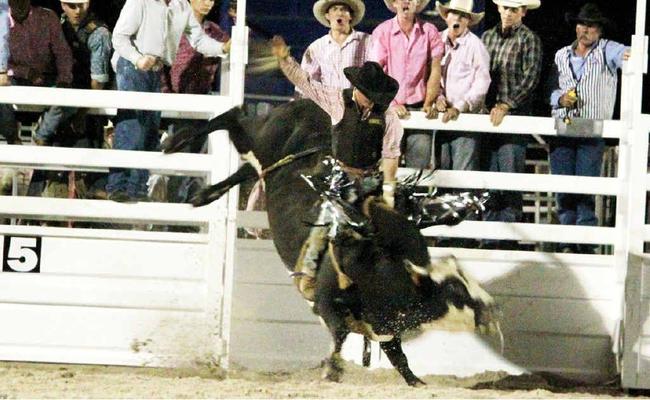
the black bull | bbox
[163,100,499,386]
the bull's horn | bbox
[404,259,430,286]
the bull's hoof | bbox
[477,303,503,335]
[406,376,426,387]
[322,356,343,382]
[190,186,229,207]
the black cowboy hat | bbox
[343,62,399,108]
[565,3,610,29]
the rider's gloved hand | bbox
[382,181,396,208]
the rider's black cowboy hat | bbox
[565,3,610,30]
[344,62,399,108]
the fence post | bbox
[619,0,649,385]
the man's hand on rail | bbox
[0,73,9,86]
[435,96,448,113]
[136,55,158,71]
[271,36,289,60]
[223,39,232,54]
[422,103,438,119]
[489,103,509,126]
[394,104,411,119]
[442,107,459,123]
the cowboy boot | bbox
[294,227,328,301]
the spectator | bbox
[299,0,371,92]
[0,0,8,87]
[271,35,402,299]
[371,0,443,169]
[108,0,230,203]
[433,0,490,248]
[549,3,630,254]
[434,0,490,171]
[160,0,229,204]
[480,0,542,250]
[0,0,73,146]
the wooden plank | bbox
[0,304,214,357]
[496,296,616,337]
[37,237,211,279]
[0,274,205,311]
[231,283,316,323]
[229,320,330,371]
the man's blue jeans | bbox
[33,106,78,143]
[107,57,161,197]
[484,134,526,224]
[437,131,481,171]
[549,137,604,227]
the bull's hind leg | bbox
[379,337,425,387]
[190,163,258,207]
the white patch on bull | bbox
[428,256,495,306]
[241,151,263,176]
[415,302,476,333]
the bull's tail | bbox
[162,107,247,154]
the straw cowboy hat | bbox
[313,0,366,27]
[344,62,399,108]
[565,3,610,29]
[383,0,431,14]
[435,0,484,25]
[492,0,540,10]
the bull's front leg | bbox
[316,300,350,382]
[190,163,258,207]
[379,337,425,387]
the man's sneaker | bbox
[108,190,131,203]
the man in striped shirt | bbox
[299,0,372,92]
[480,0,542,250]
[549,3,630,254]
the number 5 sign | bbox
[3,236,42,273]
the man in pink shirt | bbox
[371,0,444,168]
[300,0,372,92]
[434,0,490,172]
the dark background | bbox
[30,0,648,114]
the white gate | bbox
[0,0,249,367]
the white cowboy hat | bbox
[313,0,366,28]
[435,0,484,25]
[492,0,540,10]
[383,0,431,14]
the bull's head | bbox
[403,256,501,337]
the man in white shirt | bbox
[107,0,230,202]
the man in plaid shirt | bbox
[480,0,542,250]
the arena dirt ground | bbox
[0,360,639,398]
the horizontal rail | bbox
[14,104,215,121]
[421,220,617,244]
[401,112,626,138]
[0,86,232,114]
[0,223,208,243]
[398,169,619,196]
[236,211,616,245]
[0,196,223,225]
[0,143,226,176]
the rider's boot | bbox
[294,227,328,301]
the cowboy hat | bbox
[492,0,540,10]
[436,0,484,25]
[313,0,365,28]
[565,3,609,28]
[60,0,89,3]
[344,62,399,108]
[383,0,431,14]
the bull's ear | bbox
[404,259,429,286]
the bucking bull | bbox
[162,100,500,386]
